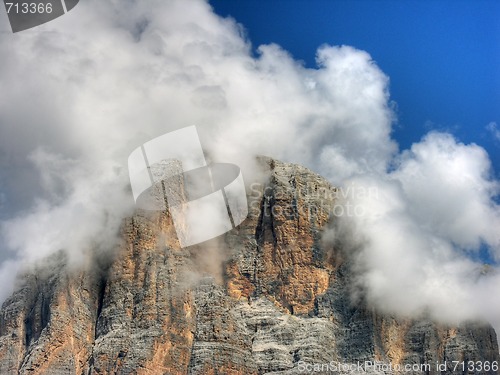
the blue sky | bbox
[210,0,500,177]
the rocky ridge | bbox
[0,158,498,374]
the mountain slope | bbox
[0,158,498,374]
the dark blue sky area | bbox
[210,0,500,176]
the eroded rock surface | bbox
[1,158,498,374]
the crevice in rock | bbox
[23,285,51,350]
[254,195,266,246]
[267,196,278,248]
[94,276,106,338]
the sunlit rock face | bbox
[0,158,498,374]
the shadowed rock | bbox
[0,158,498,374]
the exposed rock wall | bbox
[0,158,498,374]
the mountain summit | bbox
[0,158,498,374]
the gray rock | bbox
[0,158,498,374]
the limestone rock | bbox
[0,158,498,374]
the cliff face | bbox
[0,158,498,374]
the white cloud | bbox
[334,132,500,324]
[0,0,499,337]
[0,0,394,277]
[487,121,500,142]
[393,132,500,253]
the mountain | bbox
[0,158,498,374]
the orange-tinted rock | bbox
[0,158,498,374]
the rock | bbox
[0,157,498,374]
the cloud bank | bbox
[0,0,499,333]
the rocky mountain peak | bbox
[0,158,498,374]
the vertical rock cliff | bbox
[0,158,498,374]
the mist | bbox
[0,0,499,335]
